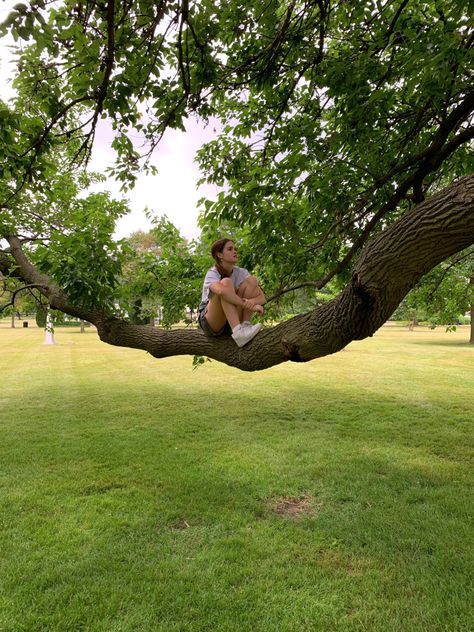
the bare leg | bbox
[205,278,242,332]
[237,276,265,322]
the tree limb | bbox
[0,283,45,314]
[6,175,474,371]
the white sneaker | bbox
[231,323,262,347]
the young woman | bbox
[198,238,266,347]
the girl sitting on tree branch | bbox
[198,238,265,347]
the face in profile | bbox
[218,241,238,265]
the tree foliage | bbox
[392,248,473,326]
[0,157,130,313]
[118,220,209,326]
[1,0,473,368]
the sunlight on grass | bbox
[0,323,473,631]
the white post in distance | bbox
[44,310,55,345]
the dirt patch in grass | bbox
[270,495,315,517]
[170,519,192,530]
[316,549,369,577]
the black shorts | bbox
[198,304,232,337]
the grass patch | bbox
[0,324,473,631]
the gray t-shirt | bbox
[200,266,250,305]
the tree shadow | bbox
[408,339,472,348]
[2,375,472,630]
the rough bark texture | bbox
[470,277,474,345]
[5,175,474,371]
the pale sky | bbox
[0,0,219,241]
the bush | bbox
[57,320,91,328]
[35,308,47,328]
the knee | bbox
[214,277,234,297]
[240,276,259,293]
[220,277,234,289]
[246,275,259,288]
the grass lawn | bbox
[0,322,473,631]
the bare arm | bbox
[210,278,266,314]
[241,285,266,312]
[209,281,246,307]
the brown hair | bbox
[211,238,234,279]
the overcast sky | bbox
[0,0,218,241]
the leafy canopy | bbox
[0,0,473,319]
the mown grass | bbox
[0,323,473,631]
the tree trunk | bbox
[11,312,15,328]
[44,310,55,345]
[470,277,474,345]
[80,319,85,333]
[5,175,474,371]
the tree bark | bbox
[470,276,474,345]
[5,175,474,371]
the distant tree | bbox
[0,280,38,326]
[119,219,209,327]
[119,230,163,325]
[470,276,474,344]
[392,248,473,339]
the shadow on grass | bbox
[1,373,473,631]
[408,338,473,348]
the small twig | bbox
[266,281,331,303]
[0,283,46,314]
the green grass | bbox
[0,323,473,631]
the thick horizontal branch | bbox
[5,175,474,371]
[94,175,474,370]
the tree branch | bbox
[0,283,45,314]
[266,281,326,303]
[301,92,474,288]
[77,0,116,164]
[5,235,101,323]
[7,176,473,371]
